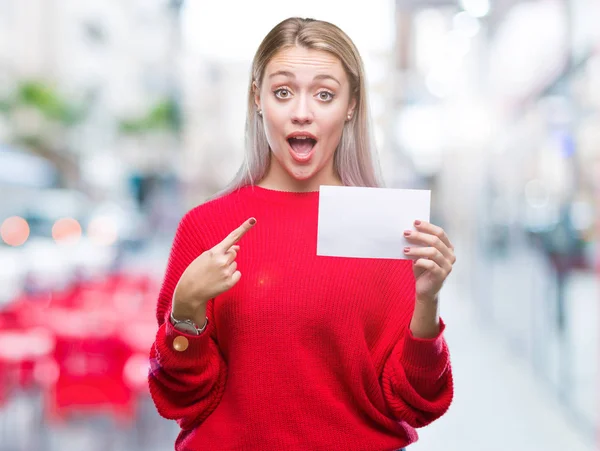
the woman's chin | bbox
[290,171,314,182]
[285,165,318,182]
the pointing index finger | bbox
[216,217,256,252]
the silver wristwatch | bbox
[170,311,208,335]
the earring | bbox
[347,113,352,120]
[258,109,263,117]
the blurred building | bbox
[178,57,249,200]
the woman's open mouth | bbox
[287,134,317,163]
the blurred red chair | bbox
[0,317,55,393]
[1,269,161,429]
[42,308,136,425]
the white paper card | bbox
[317,185,431,260]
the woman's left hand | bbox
[403,220,456,303]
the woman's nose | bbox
[291,97,313,125]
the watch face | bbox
[173,321,198,335]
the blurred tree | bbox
[16,81,84,125]
[118,97,181,135]
[0,80,88,187]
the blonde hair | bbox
[216,17,383,197]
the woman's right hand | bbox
[172,217,256,320]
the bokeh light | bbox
[52,218,82,244]
[1,216,30,246]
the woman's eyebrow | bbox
[314,74,341,86]
[268,70,341,86]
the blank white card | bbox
[317,185,431,260]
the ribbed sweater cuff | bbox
[400,318,447,370]
[155,311,214,370]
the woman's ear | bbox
[347,97,357,118]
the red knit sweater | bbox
[148,185,453,451]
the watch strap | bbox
[170,310,208,335]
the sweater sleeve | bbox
[380,319,453,428]
[148,211,227,431]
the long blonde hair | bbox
[216,17,383,197]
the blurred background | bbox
[0,0,598,450]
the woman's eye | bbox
[275,89,290,99]
[318,91,334,101]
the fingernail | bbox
[404,247,410,253]
[249,218,256,225]
[404,230,411,237]
[414,220,421,226]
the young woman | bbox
[149,17,456,451]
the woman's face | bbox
[255,46,356,189]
